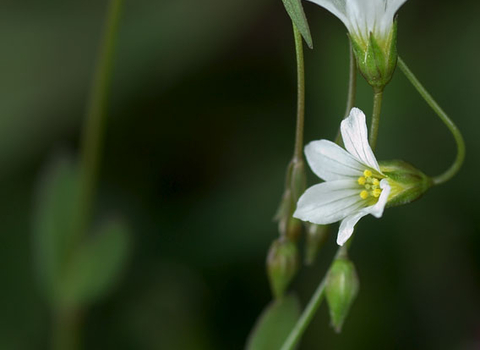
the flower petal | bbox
[293,179,365,225]
[305,140,365,181]
[337,211,367,246]
[336,178,391,245]
[366,178,391,218]
[380,0,407,36]
[341,108,381,172]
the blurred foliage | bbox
[0,0,479,349]
[246,294,301,350]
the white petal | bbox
[337,211,368,246]
[293,179,365,225]
[385,0,407,20]
[336,178,391,245]
[380,0,407,36]
[305,140,365,181]
[306,0,350,29]
[366,179,391,218]
[341,108,381,172]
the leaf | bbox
[245,294,301,350]
[59,219,130,308]
[32,155,81,302]
[281,0,313,49]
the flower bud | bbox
[274,189,302,242]
[304,224,329,266]
[380,160,433,208]
[290,159,307,202]
[326,257,359,333]
[266,238,299,299]
[350,21,398,91]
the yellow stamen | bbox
[363,170,372,178]
[372,178,380,186]
[372,188,382,198]
[357,176,366,185]
[360,190,369,199]
[365,184,371,190]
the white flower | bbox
[307,0,407,49]
[293,108,391,246]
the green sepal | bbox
[245,293,301,350]
[266,238,299,299]
[281,0,313,49]
[380,159,433,208]
[351,21,398,90]
[325,257,359,333]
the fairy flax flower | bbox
[293,108,391,245]
[307,0,408,88]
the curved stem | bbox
[369,89,384,151]
[293,24,305,162]
[280,246,347,350]
[335,40,357,145]
[398,57,465,185]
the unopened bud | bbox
[350,21,398,91]
[266,238,299,299]
[380,160,433,208]
[326,257,359,333]
[290,159,306,202]
[304,224,329,266]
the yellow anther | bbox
[372,178,380,186]
[372,188,382,198]
[365,184,371,190]
[357,176,366,185]
[360,190,369,199]
[363,170,372,178]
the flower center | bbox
[357,170,382,200]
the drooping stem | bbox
[398,57,465,185]
[335,40,357,145]
[280,245,347,350]
[292,24,306,162]
[369,88,384,151]
[77,0,123,239]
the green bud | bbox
[350,21,398,90]
[326,257,359,333]
[290,159,306,202]
[274,158,306,242]
[304,224,329,266]
[266,238,299,299]
[380,160,433,208]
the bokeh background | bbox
[1,0,480,349]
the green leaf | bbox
[245,294,301,350]
[59,219,130,308]
[281,0,313,49]
[32,155,81,302]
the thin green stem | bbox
[54,2,123,348]
[280,246,347,350]
[280,41,359,350]
[292,24,305,162]
[77,0,123,238]
[398,57,465,185]
[52,308,82,350]
[335,40,357,145]
[369,89,384,151]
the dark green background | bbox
[1,0,479,349]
